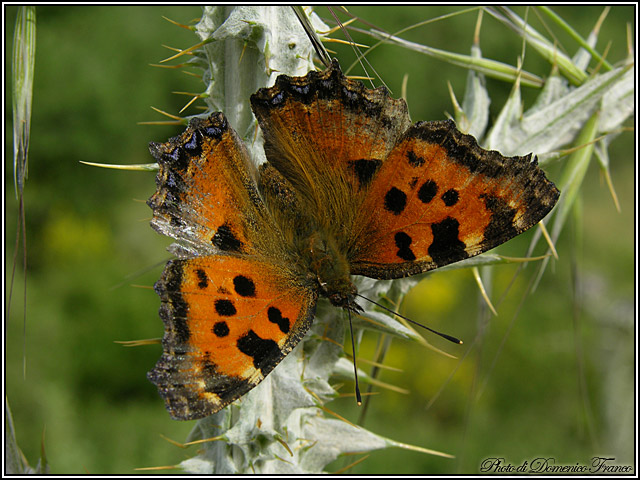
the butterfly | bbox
[147,59,559,420]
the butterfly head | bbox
[304,230,362,312]
[321,278,362,313]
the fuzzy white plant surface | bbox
[154,6,633,474]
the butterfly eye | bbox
[328,292,349,307]
[325,280,358,309]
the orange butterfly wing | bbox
[250,59,410,191]
[351,120,560,278]
[148,114,317,420]
[250,59,410,247]
[148,113,264,257]
[149,256,316,420]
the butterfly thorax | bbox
[302,230,359,310]
[257,161,359,310]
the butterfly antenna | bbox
[347,309,363,406]
[356,294,463,345]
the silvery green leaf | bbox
[242,349,318,427]
[486,65,630,156]
[483,78,522,152]
[355,275,423,302]
[6,401,49,474]
[295,412,451,472]
[183,410,236,473]
[593,61,633,194]
[538,5,613,72]
[354,276,395,300]
[572,28,598,71]
[529,111,599,287]
[297,413,390,471]
[459,44,490,139]
[180,457,217,474]
[366,27,542,88]
[303,309,345,401]
[594,139,612,170]
[525,72,569,116]
[331,357,375,387]
[598,63,634,133]
[550,113,600,244]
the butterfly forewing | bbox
[351,120,560,279]
[148,113,265,257]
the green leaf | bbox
[486,7,588,85]
[12,6,36,197]
[365,26,543,88]
[537,6,613,71]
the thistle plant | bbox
[147,7,452,473]
[140,6,632,474]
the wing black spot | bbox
[237,330,280,370]
[441,189,459,207]
[212,223,243,252]
[407,150,425,167]
[215,299,237,317]
[418,180,438,204]
[212,321,230,337]
[267,307,290,334]
[233,275,256,297]
[196,269,208,289]
[395,231,416,261]
[384,187,407,215]
[429,217,467,266]
[348,159,382,188]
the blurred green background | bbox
[5,6,634,474]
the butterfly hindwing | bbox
[148,256,317,420]
[351,120,560,279]
[250,60,410,228]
